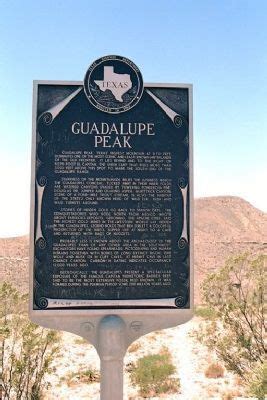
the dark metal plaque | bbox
[31,60,192,310]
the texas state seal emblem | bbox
[84,55,143,114]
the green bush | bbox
[129,349,180,397]
[195,253,266,394]
[245,361,267,400]
[0,282,60,399]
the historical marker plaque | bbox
[30,56,193,311]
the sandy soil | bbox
[44,317,255,400]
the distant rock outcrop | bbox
[0,196,266,303]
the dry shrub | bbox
[205,362,224,379]
[199,254,266,379]
[0,282,60,399]
[128,341,141,353]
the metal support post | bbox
[96,315,127,400]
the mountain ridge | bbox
[0,196,266,303]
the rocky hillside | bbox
[0,196,266,303]
[194,196,266,302]
[0,235,29,294]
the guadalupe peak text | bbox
[71,122,155,148]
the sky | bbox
[0,0,266,237]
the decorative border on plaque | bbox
[38,86,82,125]
[39,298,180,309]
[175,295,188,307]
[146,89,183,128]
[33,278,49,309]
[36,87,83,246]
[35,176,47,247]
[36,297,49,309]
[178,179,188,249]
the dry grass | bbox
[205,362,224,379]
[65,368,100,387]
[74,337,88,345]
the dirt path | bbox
[174,322,206,399]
